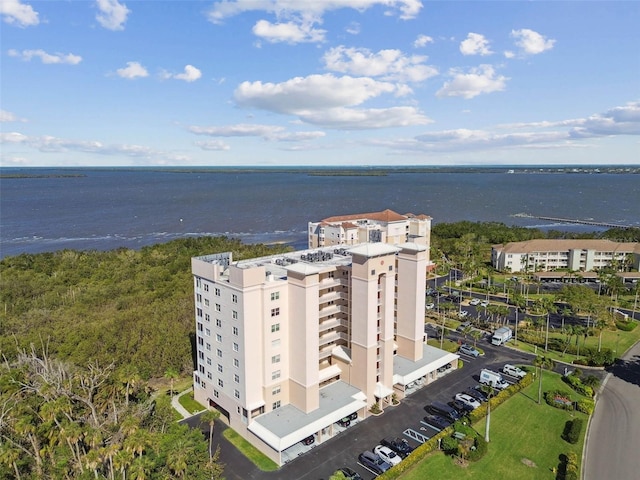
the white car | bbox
[503,364,527,379]
[458,310,469,318]
[454,393,481,410]
[425,303,435,310]
[469,298,480,306]
[480,300,490,308]
[373,445,402,466]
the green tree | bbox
[534,356,556,405]
[200,409,221,460]
[164,367,179,397]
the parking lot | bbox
[186,333,536,480]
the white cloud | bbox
[503,50,515,59]
[570,101,640,137]
[208,0,423,23]
[413,34,433,48]
[189,123,326,142]
[161,64,202,82]
[96,0,130,31]
[0,131,189,162]
[510,28,555,55]
[0,0,39,27]
[195,140,231,151]
[436,65,507,99]
[460,32,492,56]
[8,49,82,65]
[252,19,326,43]
[116,61,148,79]
[0,109,26,122]
[297,106,431,129]
[322,46,437,82]
[346,21,360,35]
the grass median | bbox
[399,371,588,479]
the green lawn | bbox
[222,428,279,472]
[178,390,206,414]
[400,372,588,480]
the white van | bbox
[479,369,509,390]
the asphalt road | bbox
[583,340,640,480]
[184,336,534,480]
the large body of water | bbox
[1,168,639,258]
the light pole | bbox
[485,386,494,443]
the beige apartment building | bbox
[491,239,640,273]
[191,241,457,466]
[308,209,432,264]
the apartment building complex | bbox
[308,209,432,264]
[191,241,457,465]
[491,239,640,273]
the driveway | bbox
[184,338,533,480]
[583,340,640,480]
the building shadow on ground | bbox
[607,354,640,387]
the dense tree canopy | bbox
[0,237,290,378]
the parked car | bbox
[348,412,358,421]
[458,343,480,357]
[450,399,474,413]
[479,369,510,390]
[301,435,315,446]
[424,401,461,422]
[503,364,527,379]
[422,414,452,430]
[480,300,490,308]
[374,445,402,466]
[466,387,488,403]
[425,302,435,310]
[455,393,482,410]
[456,321,471,332]
[469,298,481,306]
[337,417,351,427]
[358,451,390,475]
[381,437,414,458]
[458,310,469,318]
[337,467,362,480]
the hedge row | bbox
[615,320,637,331]
[558,451,579,480]
[517,333,614,366]
[378,374,533,479]
[575,398,595,415]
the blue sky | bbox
[1,0,639,167]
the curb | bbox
[580,372,610,480]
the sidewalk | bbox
[171,388,196,419]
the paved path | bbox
[583,341,640,480]
[171,388,196,419]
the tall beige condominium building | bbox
[308,209,432,264]
[192,238,457,465]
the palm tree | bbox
[471,329,483,348]
[164,367,179,397]
[200,409,221,460]
[533,356,555,404]
[0,443,23,480]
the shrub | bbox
[467,435,488,462]
[576,398,595,415]
[562,373,594,397]
[544,389,574,411]
[563,451,580,480]
[562,418,583,444]
[441,436,460,455]
[616,320,637,331]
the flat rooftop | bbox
[393,344,460,386]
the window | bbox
[205,328,210,336]
[232,294,238,303]
[272,400,281,410]
[213,390,219,398]
[271,292,280,301]
[232,310,238,319]
[272,370,281,380]
[271,354,280,364]
[204,299,209,307]
[207,372,212,380]
[215,304,221,312]
[272,386,281,395]
[201,381,206,389]
[217,364,223,373]
[234,374,239,383]
[271,338,281,348]
[234,389,240,399]
[207,357,212,365]
[271,323,280,333]
[197,294,202,303]
[197,308,203,318]
[218,379,224,387]
[198,337,204,346]
[199,365,204,373]
[204,284,209,292]
[205,313,210,322]
[215,288,220,296]
[371,269,375,275]
[216,318,222,328]
[216,334,222,343]
[217,349,222,358]
[233,342,239,352]
[271,308,280,317]
[233,326,239,335]
[233,358,239,368]
[197,322,203,332]
[206,343,211,351]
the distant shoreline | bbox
[0,173,87,179]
